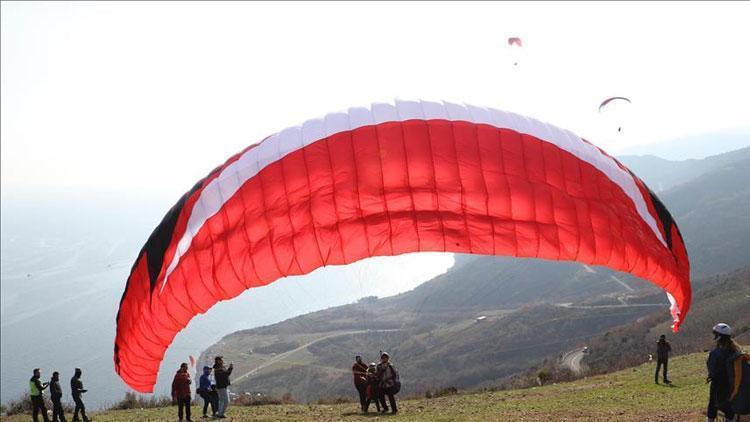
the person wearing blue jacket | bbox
[706,323,742,422]
[197,366,218,418]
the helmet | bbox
[381,352,390,359]
[713,323,733,338]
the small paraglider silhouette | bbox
[507,37,523,68]
[598,96,632,133]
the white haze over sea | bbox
[0,189,454,408]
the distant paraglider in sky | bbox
[507,37,523,68]
[598,96,632,133]
[114,100,691,393]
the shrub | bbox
[4,393,34,416]
[233,392,296,406]
[253,341,299,355]
[425,386,458,399]
[316,396,354,405]
[537,369,551,385]
[108,392,172,410]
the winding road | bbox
[560,347,587,375]
[234,329,400,383]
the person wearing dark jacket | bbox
[376,352,399,414]
[213,356,233,419]
[706,323,742,422]
[70,368,90,422]
[50,371,67,422]
[30,368,50,422]
[198,365,218,418]
[171,363,192,422]
[364,362,381,414]
[655,335,672,384]
[352,355,369,413]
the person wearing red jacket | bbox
[171,363,192,422]
[352,355,368,413]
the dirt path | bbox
[556,302,663,310]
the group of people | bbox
[28,367,89,422]
[654,323,747,421]
[352,352,400,414]
[26,322,743,421]
[171,355,233,421]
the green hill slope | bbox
[1,351,727,421]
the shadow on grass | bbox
[340,411,398,417]
[656,382,680,388]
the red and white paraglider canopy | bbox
[115,100,690,392]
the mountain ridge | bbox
[199,147,750,402]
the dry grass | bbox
[2,350,725,421]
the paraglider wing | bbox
[507,37,523,47]
[114,100,691,392]
[507,37,523,67]
[598,96,632,112]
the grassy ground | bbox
[1,351,719,421]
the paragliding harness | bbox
[728,352,750,415]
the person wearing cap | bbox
[213,356,233,419]
[654,334,672,384]
[706,323,742,422]
[171,362,192,422]
[376,352,399,414]
[198,365,218,418]
[352,355,369,413]
[70,368,89,422]
[50,371,67,422]
[29,368,50,422]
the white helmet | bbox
[712,323,733,337]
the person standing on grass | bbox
[30,368,50,422]
[655,334,672,384]
[50,371,67,422]
[198,365,218,418]
[377,352,400,414]
[70,368,90,422]
[706,323,742,422]
[352,355,369,413]
[364,362,381,414]
[171,362,192,422]
[213,356,233,419]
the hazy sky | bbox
[2,1,749,193]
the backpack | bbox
[390,365,401,394]
[728,352,750,415]
[380,364,401,394]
